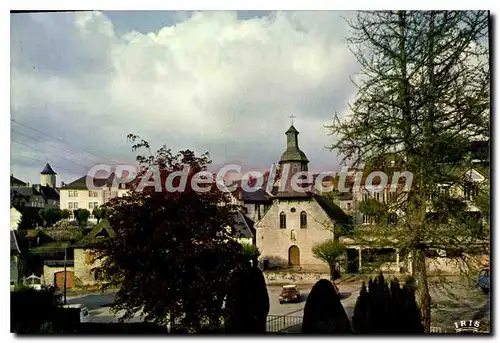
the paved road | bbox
[66,283,360,323]
[66,278,489,331]
[267,283,360,318]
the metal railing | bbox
[266,314,303,333]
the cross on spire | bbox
[289,114,296,125]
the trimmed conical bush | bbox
[224,266,270,333]
[302,279,353,334]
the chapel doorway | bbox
[288,245,300,267]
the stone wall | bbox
[74,248,100,286]
[264,271,330,285]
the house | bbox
[10,164,60,209]
[228,181,273,223]
[72,219,116,286]
[256,125,351,271]
[229,211,256,246]
[59,173,130,222]
[339,140,490,275]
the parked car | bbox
[477,268,490,293]
[279,285,301,304]
[62,304,91,323]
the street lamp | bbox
[63,245,67,305]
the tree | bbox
[302,279,352,334]
[224,266,270,333]
[92,207,104,223]
[312,240,346,281]
[60,209,71,220]
[327,11,489,332]
[92,134,245,332]
[76,209,90,228]
[38,208,62,227]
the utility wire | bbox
[11,118,121,165]
[11,139,91,170]
[11,128,107,165]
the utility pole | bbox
[63,246,67,305]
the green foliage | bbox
[38,208,62,227]
[352,273,423,333]
[327,10,489,332]
[302,279,353,334]
[358,199,387,217]
[312,240,346,280]
[60,209,71,220]
[76,209,91,227]
[240,242,260,258]
[92,207,104,223]
[18,206,44,230]
[224,266,270,333]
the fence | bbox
[266,314,303,333]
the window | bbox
[290,207,296,213]
[68,202,78,210]
[347,203,352,211]
[89,202,98,210]
[300,211,307,229]
[438,185,450,195]
[89,191,98,197]
[68,190,79,198]
[279,212,287,229]
[464,184,479,200]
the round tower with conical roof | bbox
[40,163,57,188]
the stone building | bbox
[10,163,60,209]
[72,219,116,286]
[256,125,350,271]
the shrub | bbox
[224,266,270,333]
[351,273,423,333]
[302,279,353,334]
[11,287,61,333]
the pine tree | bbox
[328,11,489,332]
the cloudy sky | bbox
[10,10,359,185]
